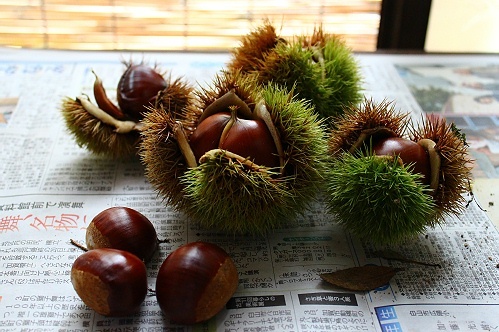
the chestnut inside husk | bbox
[325,99,473,244]
[117,63,168,121]
[61,63,190,159]
[372,137,431,185]
[140,70,328,234]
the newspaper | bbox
[1,48,499,332]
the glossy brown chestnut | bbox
[220,116,280,168]
[155,241,239,324]
[189,112,280,168]
[117,64,167,121]
[373,137,431,185]
[71,248,148,316]
[86,207,158,262]
[189,112,231,162]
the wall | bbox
[425,0,499,53]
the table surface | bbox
[1,47,499,331]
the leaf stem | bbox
[70,239,88,252]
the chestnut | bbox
[373,137,431,185]
[86,207,158,262]
[189,106,280,168]
[155,241,239,324]
[71,248,148,316]
[219,114,280,168]
[189,112,231,162]
[117,63,168,121]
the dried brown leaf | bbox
[320,265,403,291]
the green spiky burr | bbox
[326,100,473,244]
[327,152,437,244]
[228,22,363,123]
[139,70,329,234]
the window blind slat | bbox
[0,0,381,51]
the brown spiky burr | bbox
[61,62,185,159]
[410,114,474,219]
[138,78,196,210]
[328,99,409,157]
[227,21,362,122]
[61,96,142,159]
[228,20,284,74]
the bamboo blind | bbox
[0,0,381,52]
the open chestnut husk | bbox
[326,99,473,244]
[227,21,362,123]
[86,206,158,262]
[61,62,193,159]
[155,241,238,324]
[71,248,148,317]
[139,70,329,234]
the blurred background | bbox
[0,0,497,53]
[0,0,382,52]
